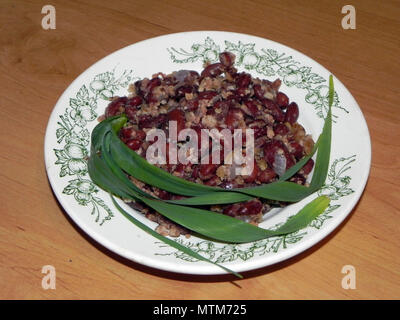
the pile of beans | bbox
[104,51,315,229]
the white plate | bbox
[44,31,371,276]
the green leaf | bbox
[236,180,314,202]
[166,192,252,206]
[110,195,243,278]
[271,196,330,234]
[309,75,333,190]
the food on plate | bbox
[101,52,315,237]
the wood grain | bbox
[0,0,399,299]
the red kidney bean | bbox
[198,90,218,100]
[186,70,200,83]
[223,93,240,105]
[226,93,241,104]
[285,102,299,124]
[214,100,230,121]
[126,139,141,150]
[144,78,162,103]
[289,140,304,159]
[124,106,138,121]
[222,203,240,216]
[157,189,171,200]
[276,92,289,109]
[257,168,277,183]
[135,130,146,141]
[244,100,259,117]
[274,123,289,135]
[223,199,262,216]
[198,164,218,180]
[225,66,238,78]
[127,96,143,107]
[146,77,161,93]
[236,73,251,88]
[137,114,153,128]
[206,108,216,116]
[145,93,157,104]
[234,87,250,100]
[204,176,221,186]
[119,127,146,142]
[153,114,168,128]
[219,51,236,67]
[138,114,167,128]
[301,158,314,175]
[253,84,265,100]
[244,116,254,125]
[134,80,144,97]
[263,140,295,172]
[239,199,263,215]
[243,162,259,183]
[252,127,267,138]
[271,78,282,90]
[225,108,244,129]
[285,154,296,170]
[168,109,185,133]
[290,173,306,185]
[175,85,195,99]
[214,100,230,110]
[262,99,285,122]
[184,98,199,112]
[104,97,127,118]
[120,127,135,141]
[201,63,224,78]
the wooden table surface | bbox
[1,0,399,300]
